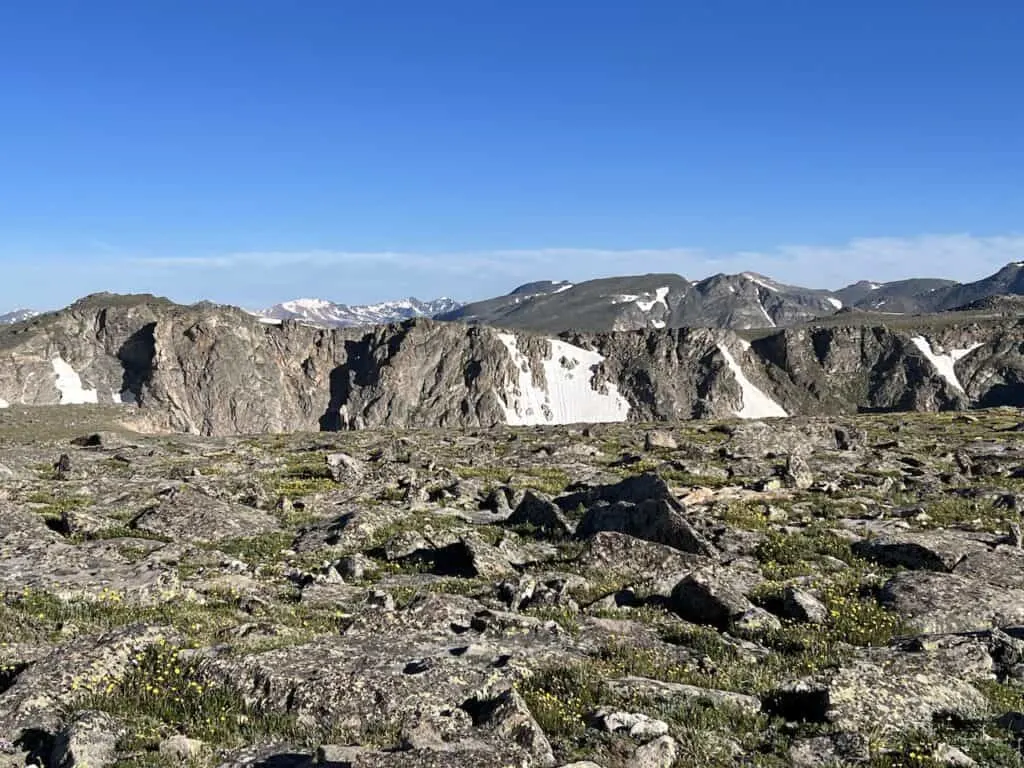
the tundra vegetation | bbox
[0,405,1023,767]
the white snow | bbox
[636,286,670,313]
[652,320,666,329]
[611,294,639,305]
[756,300,776,327]
[717,344,788,419]
[554,283,574,294]
[0,398,8,409]
[281,298,334,313]
[258,317,283,325]
[743,273,779,292]
[910,337,984,393]
[113,390,138,405]
[870,283,882,290]
[496,334,631,425]
[51,357,99,405]
[827,297,843,310]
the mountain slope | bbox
[440,273,845,332]
[2,293,1023,434]
[256,296,461,327]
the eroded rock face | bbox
[1,295,1023,435]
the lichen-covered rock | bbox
[853,531,989,572]
[880,571,1024,633]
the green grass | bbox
[79,642,344,750]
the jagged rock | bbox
[733,606,782,634]
[952,546,1024,589]
[669,567,754,630]
[158,735,207,762]
[783,453,814,490]
[880,571,1024,633]
[989,628,1024,681]
[566,476,716,555]
[644,431,678,451]
[632,735,678,768]
[506,491,573,536]
[768,643,992,737]
[49,710,126,768]
[54,453,74,480]
[602,677,761,714]
[202,594,576,736]
[932,744,978,767]
[788,732,870,767]
[326,451,366,482]
[576,499,717,557]
[131,486,279,543]
[463,687,555,766]
[60,506,122,538]
[780,586,828,625]
[573,532,711,587]
[0,624,176,736]
[853,531,989,571]
[591,707,669,740]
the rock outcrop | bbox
[1,294,1023,435]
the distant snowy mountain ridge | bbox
[0,309,38,325]
[256,296,461,328]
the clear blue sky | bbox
[1,0,1022,310]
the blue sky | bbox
[1,0,1022,310]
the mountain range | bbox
[253,296,460,327]
[7,263,1024,334]
[1,285,1024,435]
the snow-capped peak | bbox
[256,296,462,329]
[0,308,39,325]
[280,298,335,314]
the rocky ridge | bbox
[1,407,1024,765]
[2,295,1024,435]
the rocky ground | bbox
[2,406,1024,767]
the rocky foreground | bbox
[1,407,1024,766]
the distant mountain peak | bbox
[0,308,39,325]
[256,296,462,328]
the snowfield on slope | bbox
[717,344,788,418]
[52,357,99,404]
[910,337,984,393]
[497,334,631,425]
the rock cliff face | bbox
[1,295,1023,435]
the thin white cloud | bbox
[128,233,1024,289]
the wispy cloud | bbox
[128,233,1024,289]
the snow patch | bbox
[756,300,776,327]
[496,334,630,425]
[910,337,984,393]
[281,298,334,313]
[554,283,574,294]
[717,344,788,419]
[743,273,779,292]
[611,294,639,304]
[0,398,8,409]
[113,390,138,405]
[636,286,670,313]
[51,357,99,405]
[258,317,283,326]
[652,320,666,329]
[827,297,843,309]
